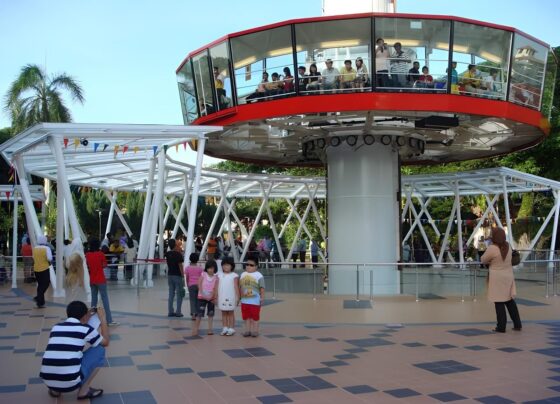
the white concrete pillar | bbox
[14,156,42,246]
[184,138,206,263]
[11,194,18,289]
[327,141,400,295]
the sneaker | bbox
[226,328,235,336]
[168,313,175,317]
[220,327,228,336]
[175,313,184,318]
[108,322,120,327]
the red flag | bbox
[63,138,69,148]
[123,145,129,154]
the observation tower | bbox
[176,2,557,294]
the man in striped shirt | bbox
[40,301,110,400]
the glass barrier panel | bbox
[295,18,371,95]
[542,50,558,118]
[230,25,294,104]
[176,59,198,123]
[192,51,214,116]
[509,34,548,110]
[209,41,234,111]
[375,18,450,92]
[453,22,511,100]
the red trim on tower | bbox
[191,93,547,135]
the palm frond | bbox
[47,90,72,123]
[49,74,85,104]
[4,64,45,108]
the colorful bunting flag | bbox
[133,146,139,154]
[93,143,100,153]
[114,145,119,156]
[152,146,157,155]
[63,138,69,148]
[123,145,129,155]
[74,138,80,149]
[103,144,109,152]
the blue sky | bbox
[0,0,558,163]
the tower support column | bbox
[327,141,401,295]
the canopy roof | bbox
[1,123,558,200]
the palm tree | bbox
[4,64,84,133]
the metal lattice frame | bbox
[2,124,559,289]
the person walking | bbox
[21,237,34,283]
[33,235,53,308]
[165,239,184,317]
[85,239,118,326]
[481,227,522,333]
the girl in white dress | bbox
[218,256,239,336]
[65,253,88,303]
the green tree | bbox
[4,64,84,134]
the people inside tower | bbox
[265,72,283,97]
[282,67,294,93]
[461,64,483,94]
[246,71,270,101]
[390,42,412,88]
[297,65,309,91]
[415,66,434,88]
[450,61,459,94]
[482,68,501,97]
[375,38,390,87]
[321,59,339,91]
[339,59,357,90]
[306,63,321,92]
[407,61,421,86]
[354,57,369,89]
[213,66,229,108]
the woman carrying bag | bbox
[481,227,522,333]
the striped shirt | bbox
[40,318,103,392]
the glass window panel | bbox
[209,41,234,111]
[509,34,548,109]
[230,25,295,104]
[176,59,198,123]
[192,52,214,116]
[453,22,511,100]
[295,18,371,94]
[375,18,450,92]
[541,50,558,118]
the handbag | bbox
[179,286,186,298]
[511,249,521,266]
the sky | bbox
[0,0,558,165]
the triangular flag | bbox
[183,141,187,150]
[74,138,80,149]
[63,138,69,148]
[5,191,10,200]
[133,146,139,154]
[103,144,108,152]
[163,145,169,153]
[114,145,119,156]
[123,145,129,154]
[94,143,100,153]
[152,146,157,155]
[175,144,179,152]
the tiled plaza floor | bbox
[1,283,560,403]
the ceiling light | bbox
[330,137,341,147]
[381,135,392,145]
[396,136,406,147]
[317,138,326,148]
[346,135,357,146]
[320,40,361,48]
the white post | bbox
[172,179,189,238]
[184,138,206,263]
[137,158,157,260]
[502,176,514,247]
[14,156,42,245]
[104,191,133,236]
[438,199,457,263]
[241,184,272,261]
[47,136,90,298]
[63,199,70,240]
[455,181,464,264]
[11,193,18,289]
[146,150,167,287]
[54,175,65,297]
[105,194,116,237]
[548,191,560,262]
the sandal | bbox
[48,389,61,398]
[78,388,103,400]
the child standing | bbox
[65,253,87,302]
[239,254,265,337]
[218,256,239,336]
[185,253,202,321]
[192,260,218,336]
